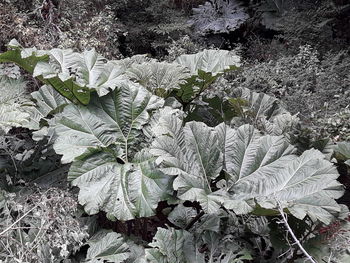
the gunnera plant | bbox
[189,0,249,35]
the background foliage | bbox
[0,0,349,262]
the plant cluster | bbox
[231,45,350,140]
[165,35,202,62]
[0,0,124,59]
[266,0,350,53]
[0,1,55,51]
[0,40,349,262]
[230,0,350,63]
[57,1,123,59]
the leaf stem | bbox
[277,201,317,263]
[185,211,205,230]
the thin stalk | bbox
[277,202,317,263]
[0,207,36,236]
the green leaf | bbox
[262,112,299,138]
[86,230,130,263]
[144,250,167,263]
[223,124,296,184]
[33,48,127,99]
[146,227,253,263]
[334,142,350,165]
[69,150,171,220]
[76,49,128,96]
[125,241,146,263]
[167,204,197,229]
[221,124,344,223]
[0,44,83,103]
[0,76,31,133]
[53,82,163,163]
[22,85,69,131]
[33,49,78,80]
[151,114,223,213]
[31,85,69,116]
[175,50,240,103]
[127,61,190,97]
[0,43,133,104]
[146,228,193,263]
[231,87,288,122]
[175,50,240,76]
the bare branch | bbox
[277,201,317,263]
[0,207,36,236]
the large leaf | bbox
[68,149,171,220]
[33,48,78,81]
[334,142,350,166]
[152,117,344,223]
[229,88,299,140]
[262,112,299,137]
[31,85,69,117]
[175,50,240,103]
[151,114,223,213]
[167,204,197,229]
[0,76,31,133]
[127,61,190,97]
[0,79,68,133]
[85,230,130,263]
[0,41,132,104]
[176,49,240,77]
[34,48,128,97]
[145,228,193,263]
[230,87,288,123]
[223,124,296,184]
[145,227,253,263]
[0,41,88,104]
[189,0,249,35]
[53,82,163,163]
[53,82,168,220]
[113,54,153,72]
[221,124,344,223]
[22,85,69,131]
